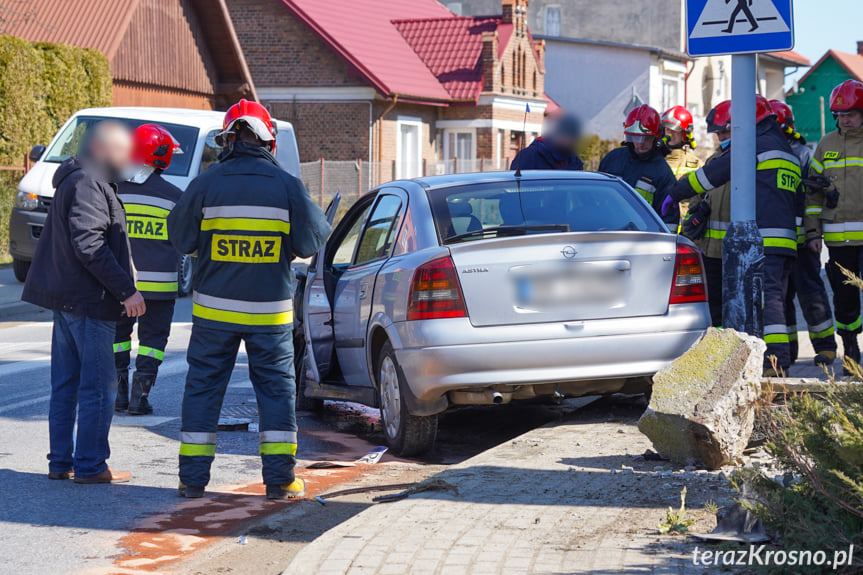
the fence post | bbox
[24,152,30,172]
[391,160,396,182]
[357,158,363,196]
[320,158,325,207]
[454,157,458,174]
[422,158,427,177]
[481,158,485,172]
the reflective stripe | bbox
[180,431,217,444]
[119,194,176,211]
[810,325,835,339]
[114,341,131,353]
[823,222,863,243]
[795,217,803,226]
[809,319,834,334]
[763,237,797,250]
[823,157,863,170]
[757,158,801,174]
[764,334,790,344]
[837,317,863,331]
[201,218,291,234]
[765,324,788,335]
[138,271,178,282]
[688,169,714,194]
[138,346,165,361]
[635,180,656,194]
[824,222,863,232]
[203,205,291,223]
[705,229,726,240]
[787,324,798,333]
[805,206,823,216]
[757,150,800,165]
[635,188,654,203]
[760,228,797,240]
[259,443,297,456]
[124,203,170,218]
[260,430,298,443]
[825,232,863,242]
[193,292,293,326]
[764,324,789,344]
[137,281,178,292]
[179,443,216,457]
[810,159,824,174]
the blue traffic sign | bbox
[686,0,794,56]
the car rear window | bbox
[427,179,666,244]
[43,115,199,177]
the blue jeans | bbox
[49,311,118,477]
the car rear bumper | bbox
[8,208,45,260]
[391,303,709,406]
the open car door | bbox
[303,192,341,384]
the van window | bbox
[200,130,221,173]
[43,116,200,177]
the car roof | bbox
[409,170,622,190]
[71,107,295,132]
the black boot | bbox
[115,370,129,412]
[128,372,155,415]
[842,334,860,376]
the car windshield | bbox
[427,179,665,245]
[43,115,199,177]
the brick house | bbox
[226,0,551,177]
[0,0,256,109]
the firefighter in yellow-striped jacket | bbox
[167,100,330,500]
[805,80,863,371]
[114,124,183,416]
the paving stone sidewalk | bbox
[285,402,740,575]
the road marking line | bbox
[0,395,50,414]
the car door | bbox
[303,194,375,382]
[333,190,406,388]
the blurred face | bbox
[714,130,731,145]
[88,121,133,180]
[632,137,654,155]
[665,129,685,146]
[837,110,863,131]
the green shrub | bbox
[577,134,618,171]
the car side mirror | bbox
[29,145,46,163]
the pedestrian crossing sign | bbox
[686,0,794,56]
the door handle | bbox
[359,282,369,299]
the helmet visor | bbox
[625,134,654,144]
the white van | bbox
[8,107,301,291]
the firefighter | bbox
[661,105,702,179]
[770,100,837,366]
[667,95,800,374]
[114,124,183,415]
[599,105,678,226]
[806,80,863,370]
[167,100,331,499]
[679,100,732,326]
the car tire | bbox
[177,255,193,297]
[12,258,30,283]
[377,341,437,456]
[294,333,323,412]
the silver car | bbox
[295,171,710,455]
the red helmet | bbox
[830,79,863,114]
[661,106,694,135]
[216,98,277,151]
[624,105,661,142]
[706,100,731,133]
[132,124,180,170]
[755,95,775,123]
[769,100,794,130]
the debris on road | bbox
[237,536,247,545]
[313,496,327,506]
[307,446,389,468]
[638,328,765,468]
[372,478,459,503]
[690,503,768,543]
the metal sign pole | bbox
[722,54,763,335]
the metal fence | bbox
[299,158,511,212]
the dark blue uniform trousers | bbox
[786,246,837,361]
[764,255,794,369]
[115,298,176,375]
[179,325,297,488]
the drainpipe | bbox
[378,94,399,170]
[683,60,695,107]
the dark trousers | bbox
[827,246,863,336]
[787,246,837,360]
[764,255,794,368]
[114,299,175,376]
[703,256,723,327]
[179,325,297,488]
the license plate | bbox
[513,262,627,310]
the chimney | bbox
[502,0,528,30]
[858,41,863,56]
[481,31,499,92]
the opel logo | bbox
[561,245,578,259]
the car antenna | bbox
[514,103,530,178]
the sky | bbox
[786,0,861,87]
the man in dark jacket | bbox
[22,121,142,484]
[114,124,184,415]
[167,100,331,500]
[510,113,584,171]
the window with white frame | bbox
[661,78,679,112]
[396,117,423,179]
[443,129,476,173]
[545,6,561,37]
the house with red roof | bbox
[787,42,863,144]
[226,0,550,176]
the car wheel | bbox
[294,333,323,412]
[377,341,437,456]
[12,258,30,283]
[177,255,193,297]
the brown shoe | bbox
[74,467,132,484]
[48,470,74,480]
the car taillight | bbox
[407,256,468,320]
[669,242,707,304]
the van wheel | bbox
[377,341,437,456]
[177,255,193,297]
[294,334,323,412]
[12,258,30,283]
